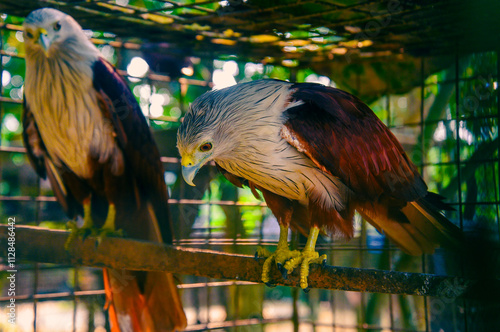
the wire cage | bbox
[0,0,499,331]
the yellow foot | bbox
[259,245,301,286]
[95,227,125,246]
[65,197,95,250]
[64,220,95,250]
[255,246,272,258]
[95,204,124,246]
[283,249,327,290]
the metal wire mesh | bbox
[0,3,499,332]
[0,0,499,66]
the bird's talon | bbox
[81,228,93,241]
[66,220,77,231]
[265,282,276,288]
[281,267,288,280]
[64,220,96,250]
[256,246,272,258]
[303,286,311,293]
[282,248,327,291]
[261,245,302,284]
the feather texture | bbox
[23,8,185,331]
[178,79,461,253]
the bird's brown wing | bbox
[282,83,461,254]
[92,57,172,244]
[22,100,46,178]
[283,83,427,202]
[22,100,83,217]
[92,57,186,331]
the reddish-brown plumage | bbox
[285,84,427,203]
[214,81,460,254]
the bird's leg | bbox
[260,224,301,285]
[101,203,116,232]
[96,203,124,245]
[65,197,95,249]
[283,226,327,290]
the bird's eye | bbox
[199,142,213,152]
[53,21,61,31]
[26,31,34,39]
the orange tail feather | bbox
[103,268,186,332]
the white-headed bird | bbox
[177,79,461,290]
[22,8,186,331]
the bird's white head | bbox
[23,8,96,58]
[176,95,230,186]
[177,80,293,186]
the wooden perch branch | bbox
[0,225,483,298]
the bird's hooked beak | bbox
[37,28,51,53]
[181,154,209,187]
[181,156,204,187]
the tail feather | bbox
[104,268,154,332]
[145,272,187,330]
[358,208,429,255]
[145,201,186,330]
[103,202,186,331]
[103,269,120,332]
[403,197,462,250]
[359,192,462,255]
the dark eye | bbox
[199,142,212,152]
[26,31,34,39]
[53,21,61,31]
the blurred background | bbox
[0,0,499,331]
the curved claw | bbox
[256,246,272,258]
[284,251,328,290]
[66,220,77,231]
[81,228,92,242]
[303,286,311,294]
[278,264,288,280]
[265,282,277,288]
[64,220,95,251]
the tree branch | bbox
[0,225,488,298]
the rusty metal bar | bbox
[0,225,490,298]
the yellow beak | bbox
[181,155,200,187]
[180,154,211,187]
[37,28,50,53]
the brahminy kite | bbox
[177,79,461,289]
[22,8,186,331]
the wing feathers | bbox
[93,57,186,330]
[22,100,47,178]
[282,83,460,253]
[285,83,427,202]
[92,56,172,243]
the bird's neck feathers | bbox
[23,38,115,179]
[25,33,99,82]
[25,34,100,103]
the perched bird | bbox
[22,8,186,331]
[177,79,461,290]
